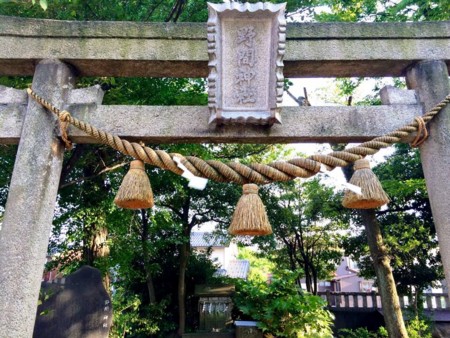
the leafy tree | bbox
[234,269,334,338]
[314,0,450,22]
[343,144,443,315]
[253,179,349,294]
[237,246,275,282]
[405,315,433,338]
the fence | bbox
[318,291,450,311]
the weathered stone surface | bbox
[0,104,26,144]
[2,15,448,39]
[0,104,423,144]
[379,86,419,143]
[0,85,27,104]
[34,266,112,338]
[0,59,75,338]
[380,86,418,105]
[68,85,104,105]
[406,60,450,299]
[0,15,449,77]
[207,2,285,125]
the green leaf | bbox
[39,0,47,11]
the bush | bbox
[406,315,433,338]
[338,327,387,338]
[233,269,334,338]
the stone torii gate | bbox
[0,15,449,337]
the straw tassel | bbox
[228,184,272,236]
[114,160,154,209]
[342,159,389,209]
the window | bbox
[360,281,373,292]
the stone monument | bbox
[33,266,112,338]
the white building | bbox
[190,232,249,279]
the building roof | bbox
[332,273,360,281]
[227,260,250,279]
[191,232,227,247]
[214,260,250,279]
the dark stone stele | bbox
[33,266,112,338]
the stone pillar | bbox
[0,59,75,337]
[405,60,450,295]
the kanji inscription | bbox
[234,26,257,105]
[207,2,286,125]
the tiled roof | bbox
[190,232,227,247]
[227,260,250,279]
[214,260,250,279]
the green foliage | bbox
[0,0,314,22]
[35,0,47,11]
[237,246,275,282]
[343,144,443,296]
[234,269,334,338]
[0,145,17,216]
[314,0,450,22]
[338,327,387,338]
[110,287,174,337]
[336,78,364,97]
[376,0,450,22]
[37,288,55,316]
[93,77,208,106]
[406,315,433,338]
[254,178,349,294]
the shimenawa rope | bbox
[27,88,450,185]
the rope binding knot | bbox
[58,110,73,150]
[411,116,429,147]
[59,110,72,122]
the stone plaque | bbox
[207,2,286,125]
[33,266,112,338]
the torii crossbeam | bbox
[0,15,449,337]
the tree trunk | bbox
[311,264,318,295]
[286,245,303,289]
[342,165,408,338]
[83,225,109,260]
[304,265,312,293]
[178,191,193,336]
[84,225,111,291]
[359,210,408,338]
[177,240,190,336]
[146,273,157,305]
[141,209,156,304]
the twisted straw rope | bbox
[27,88,450,185]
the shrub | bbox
[406,315,433,338]
[233,269,334,338]
[338,327,387,338]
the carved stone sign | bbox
[33,266,112,338]
[207,2,286,125]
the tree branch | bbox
[159,202,183,219]
[59,144,88,188]
[60,161,128,189]
[145,0,165,21]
